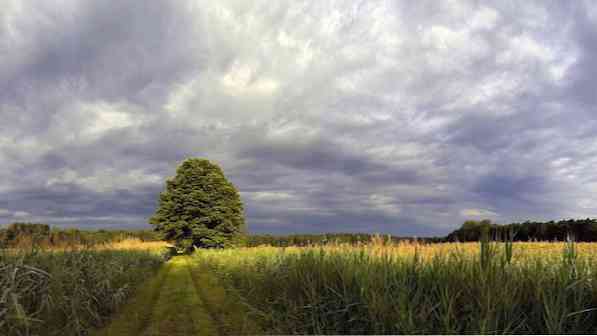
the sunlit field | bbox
[90,238,170,252]
[7,239,597,335]
[193,241,597,334]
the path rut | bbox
[92,256,229,336]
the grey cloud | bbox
[1,1,597,235]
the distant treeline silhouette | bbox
[4,218,597,248]
[0,222,160,248]
[446,218,597,242]
[247,233,442,247]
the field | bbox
[5,240,597,335]
[191,241,597,334]
[0,239,169,336]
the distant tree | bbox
[149,158,246,251]
[447,218,597,242]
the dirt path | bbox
[92,256,256,336]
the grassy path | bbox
[93,256,257,336]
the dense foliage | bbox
[447,218,597,242]
[0,249,165,336]
[247,233,441,247]
[195,242,597,334]
[150,158,246,250]
[0,223,160,249]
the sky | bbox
[1,1,597,236]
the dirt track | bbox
[93,256,258,336]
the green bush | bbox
[150,158,246,251]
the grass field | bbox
[0,241,168,336]
[192,241,597,334]
[6,240,597,334]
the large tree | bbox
[149,158,246,250]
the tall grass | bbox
[194,242,597,334]
[0,248,165,336]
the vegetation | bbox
[0,248,165,336]
[95,256,259,336]
[150,158,246,251]
[447,218,597,242]
[193,241,597,334]
[247,233,441,247]
[0,222,160,249]
[8,216,597,334]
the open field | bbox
[0,242,168,336]
[6,240,597,335]
[193,241,597,334]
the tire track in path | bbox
[187,255,262,335]
[93,257,217,336]
[92,261,173,336]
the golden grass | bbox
[193,240,597,334]
[3,238,171,253]
[97,238,171,251]
[240,240,597,263]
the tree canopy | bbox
[149,158,246,250]
[446,218,597,242]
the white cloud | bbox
[13,211,31,218]
[367,194,401,217]
[460,209,498,218]
[46,168,162,193]
[245,191,295,202]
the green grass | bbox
[95,256,257,336]
[0,249,165,336]
[12,241,597,334]
[141,257,216,336]
[193,243,597,334]
[91,260,174,336]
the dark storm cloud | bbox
[1,1,201,102]
[2,0,597,235]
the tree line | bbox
[247,233,443,247]
[446,218,597,242]
[0,222,160,249]
[5,218,597,249]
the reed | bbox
[0,248,166,336]
[192,241,597,334]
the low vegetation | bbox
[6,218,597,334]
[247,233,441,247]
[194,240,597,334]
[0,246,167,336]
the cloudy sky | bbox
[1,1,596,236]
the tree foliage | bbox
[447,218,597,242]
[0,223,160,249]
[247,233,442,247]
[149,158,246,250]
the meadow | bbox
[6,234,597,335]
[0,239,169,336]
[193,240,597,334]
